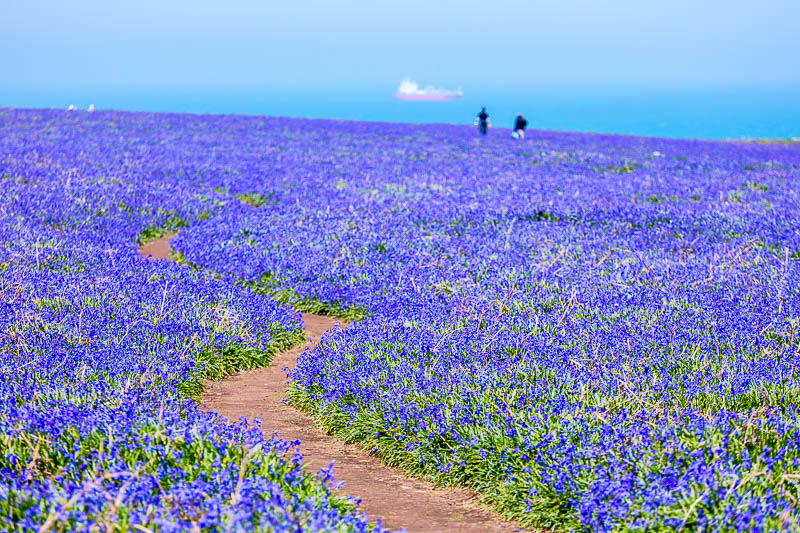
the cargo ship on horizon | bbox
[393,79,463,101]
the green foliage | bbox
[247,273,367,322]
[0,422,358,531]
[288,383,586,529]
[171,250,202,270]
[605,162,638,174]
[235,192,275,208]
[288,295,800,530]
[136,211,188,245]
[744,181,769,192]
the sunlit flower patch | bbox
[2,106,799,531]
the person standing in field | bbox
[474,107,491,134]
[512,113,528,139]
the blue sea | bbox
[3,86,798,140]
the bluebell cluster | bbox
[3,107,800,531]
[174,117,800,530]
[0,109,383,531]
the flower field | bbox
[2,107,800,531]
[0,109,382,531]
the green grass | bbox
[235,192,276,208]
[136,211,188,245]
[247,272,367,322]
[0,413,361,531]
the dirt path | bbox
[139,234,525,533]
[138,233,175,260]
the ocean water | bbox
[2,86,798,140]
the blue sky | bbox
[2,0,799,94]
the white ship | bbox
[394,79,463,101]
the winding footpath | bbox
[139,234,525,533]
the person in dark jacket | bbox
[474,107,491,134]
[513,113,528,139]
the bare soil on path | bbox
[138,235,174,260]
[138,235,525,533]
